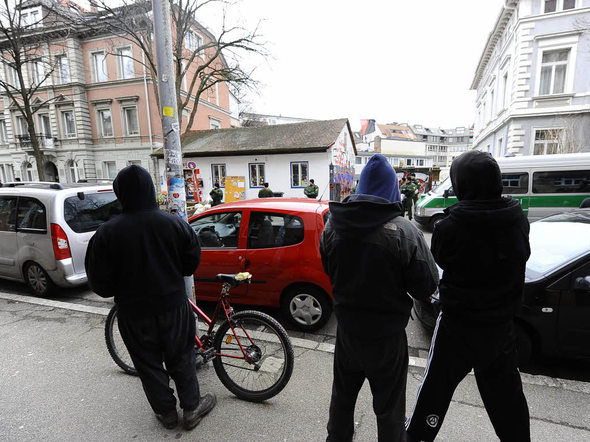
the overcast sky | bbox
[220,0,506,131]
[82,0,506,131]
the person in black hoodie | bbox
[320,154,439,441]
[405,150,531,442]
[85,165,216,431]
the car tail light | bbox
[51,223,72,260]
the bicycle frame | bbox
[189,281,258,364]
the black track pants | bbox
[118,299,200,414]
[406,312,530,442]
[327,327,408,442]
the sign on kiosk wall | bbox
[225,176,246,202]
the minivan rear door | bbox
[63,190,121,275]
[0,196,19,278]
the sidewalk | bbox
[1,297,589,441]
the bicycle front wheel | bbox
[104,305,137,376]
[212,310,294,402]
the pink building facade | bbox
[0,1,233,184]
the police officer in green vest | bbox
[304,179,319,199]
[209,182,223,206]
[258,182,274,198]
[400,176,417,220]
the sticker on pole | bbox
[163,106,174,117]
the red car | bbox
[188,198,333,331]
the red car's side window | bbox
[247,212,304,249]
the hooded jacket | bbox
[85,165,201,316]
[320,155,438,336]
[433,150,530,324]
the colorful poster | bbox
[225,176,246,202]
[184,169,195,201]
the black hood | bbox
[113,165,158,212]
[451,150,502,201]
[328,194,403,236]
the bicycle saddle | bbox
[216,272,252,287]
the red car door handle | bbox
[244,258,251,268]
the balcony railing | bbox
[16,133,58,149]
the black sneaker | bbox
[155,409,178,429]
[183,393,217,430]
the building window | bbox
[0,164,14,182]
[30,60,46,86]
[91,51,107,82]
[185,30,203,56]
[355,157,362,165]
[563,0,576,9]
[55,55,70,84]
[61,110,76,138]
[66,160,82,183]
[116,47,134,79]
[501,72,509,110]
[122,106,139,135]
[291,162,309,187]
[104,161,117,180]
[20,7,42,28]
[0,120,6,143]
[128,160,141,166]
[97,109,113,137]
[24,162,34,181]
[16,116,28,135]
[38,113,51,140]
[498,138,504,156]
[417,159,425,166]
[534,129,562,155]
[545,0,576,12]
[209,118,221,130]
[5,64,17,87]
[249,163,265,188]
[539,49,569,95]
[211,164,226,187]
[407,159,413,166]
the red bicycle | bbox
[104,272,294,402]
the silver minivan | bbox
[0,182,120,296]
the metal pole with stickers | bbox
[151,0,196,302]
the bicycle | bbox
[104,272,295,402]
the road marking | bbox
[2,291,589,395]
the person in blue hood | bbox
[406,150,531,442]
[85,165,216,431]
[320,154,439,441]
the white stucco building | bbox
[154,119,357,202]
[472,0,590,156]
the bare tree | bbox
[87,0,266,138]
[0,0,75,181]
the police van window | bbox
[532,170,590,194]
[64,192,121,233]
[190,211,241,248]
[0,196,17,232]
[247,212,304,249]
[501,173,528,194]
[17,198,46,232]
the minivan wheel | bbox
[281,286,333,332]
[24,262,54,297]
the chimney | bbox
[374,136,381,153]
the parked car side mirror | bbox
[573,276,590,291]
[443,189,455,198]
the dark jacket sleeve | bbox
[180,221,201,276]
[85,229,116,298]
[402,226,439,302]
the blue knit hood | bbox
[356,154,401,203]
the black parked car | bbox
[413,209,590,365]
